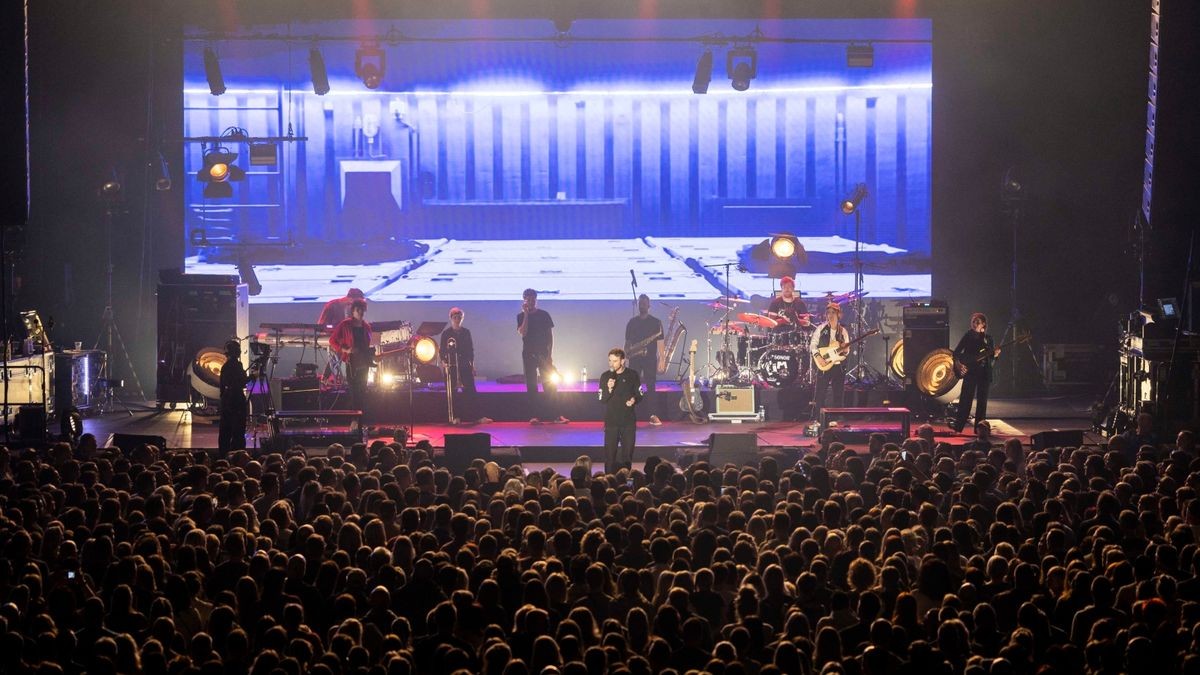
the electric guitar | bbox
[812,329,879,372]
[955,334,1030,376]
[678,339,704,421]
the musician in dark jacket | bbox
[218,339,249,453]
[441,307,490,425]
[952,312,1002,434]
[600,348,643,474]
[624,294,664,425]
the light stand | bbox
[94,181,148,414]
[841,184,883,385]
[702,261,740,381]
[998,171,1043,393]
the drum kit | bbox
[703,298,817,388]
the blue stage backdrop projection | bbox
[183,19,932,306]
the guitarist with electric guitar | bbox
[950,312,1012,434]
[329,298,373,410]
[808,302,854,416]
[625,294,665,425]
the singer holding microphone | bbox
[600,347,642,474]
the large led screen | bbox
[183,19,932,306]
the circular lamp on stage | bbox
[888,338,905,380]
[190,347,227,401]
[410,336,438,364]
[914,348,963,403]
[770,236,796,259]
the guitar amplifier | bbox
[902,302,948,328]
[280,376,321,410]
[709,385,761,422]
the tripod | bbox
[94,190,148,414]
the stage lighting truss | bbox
[846,43,874,68]
[726,46,758,92]
[355,42,386,89]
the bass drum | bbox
[756,348,809,388]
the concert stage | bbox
[77,394,1100,469]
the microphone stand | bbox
[630,270,638,316]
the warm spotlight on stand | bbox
[692,50,714,94]
[197,147,245,199]
[309,46,330,95]
[841,183,869,215]
[770,235,798,260]
[355,43,386,90]
[203,46,226,96]
[410,336,438,364]
[740,233,806,279]
[726,47,758,92]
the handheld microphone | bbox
[630,269,637,287]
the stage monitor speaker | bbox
[156,271,249,403]
[1031,429,1085,451]
[706,432,759,468]
[15,405,46,440]
[442,432,492,474]
[108,433,169,454]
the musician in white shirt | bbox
[809,303,851,416]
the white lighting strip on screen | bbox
[183,82,932,98]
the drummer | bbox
[766,276,810,341]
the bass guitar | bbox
[678,339,704,421]
[954,334,1030,376]
[812,329,880,372]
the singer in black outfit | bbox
[218,339,248,454]
[952,312,1001,433]
[440,307,480,424]
[600,348,642,474]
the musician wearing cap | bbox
[624,294,664,426]
[951,312,1002,434]
[809,302,851,415]
[329,299,372,411]
[766,276,810,336]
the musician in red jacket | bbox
[329,299,372,410]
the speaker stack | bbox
[156,270,249,404]
[902,301,949,386]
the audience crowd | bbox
[1,423,1199,675]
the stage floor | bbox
[76,394,1101,466]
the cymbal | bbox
[738,312,779,329]
[710,322,747,335]
[765,311,792,325]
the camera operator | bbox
[218,339,249,454]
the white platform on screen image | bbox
[186,236,930,304]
